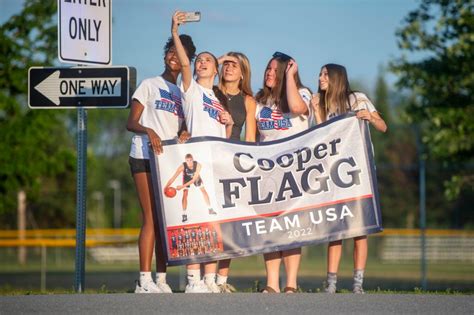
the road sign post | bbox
[28,65,135,292]
[53,0,120,293]
[75,107,87,293]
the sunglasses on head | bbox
[272,51,292,61]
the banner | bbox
[149,113,382,266]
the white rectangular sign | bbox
[58,0,112,65]
[28,66,134,108]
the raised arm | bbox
[171,11,192,92]
[285,60,309,115]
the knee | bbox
[141,217,155,232]
[329,240,342,247]
[354,236,367,246]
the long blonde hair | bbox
[218,52,253,97]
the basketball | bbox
[164,187,177,198]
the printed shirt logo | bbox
[202,94,224,122]
[155,88,184,119]
[258,107,292,130]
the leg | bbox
[218,259,231,277]
[353,236,368,270]
[326,240,343,293]
[327,240,343,273]
[182,189,188,222]
[352,236,367,293]
[185,263,211,293]
[217,259,235,292]
[282,248,301,292]
[199,187,211,207]
[132,171,164,293]
[203,261,220,292]
[144,172,167,273]
[200,187,216,215]
[263,251,282,292]
[182,189,188,212]
[133,172,156,272]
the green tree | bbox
[390,0,474,198]
[86,109,141,228]
[368,69,419,228]
[0,0,76,228]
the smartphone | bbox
[184,11,201,22]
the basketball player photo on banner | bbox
[149,113,383,266]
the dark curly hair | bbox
[163,34,196,61]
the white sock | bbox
[139,271,153,284]
[187,269,200,284]
[156,272,166,284]
[353,269,364,287]
[216,274,227,285]
[204,273,216,285]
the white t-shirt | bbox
[129,76,184,159]
[181,78,226,138]
[256,88,311,142]
[326,92,377,121]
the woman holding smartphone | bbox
[172,10,234,293]
[311,63,387,294]
[255,52,312,293]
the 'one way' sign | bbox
[28,66,136,109]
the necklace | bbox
[226,92,240,101]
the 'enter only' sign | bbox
[58,0,112,65]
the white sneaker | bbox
[156,281,173,293]
[353,285,365,294]
[325,283,337,294]
[185,280,212,293]
[206,281,221,293]
[134,280,162,293]
[218,283,236,293]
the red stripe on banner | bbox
[167,194,373,230]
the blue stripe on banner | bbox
[164,196,381,266]
[220,196,378,253]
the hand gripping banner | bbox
[149,113,383,266]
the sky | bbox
[1,0,420,96]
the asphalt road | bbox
[1,293,473,314]
[1,272,473,292]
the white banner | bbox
[150,114,382,265]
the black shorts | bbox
[128,157,150,174]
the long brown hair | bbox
[318,63,354,121]
[194,51,229,111]
[218,52,253,97]
[255,57,307,113]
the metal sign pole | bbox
[416,125,427,290]
[74,107,87,293]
